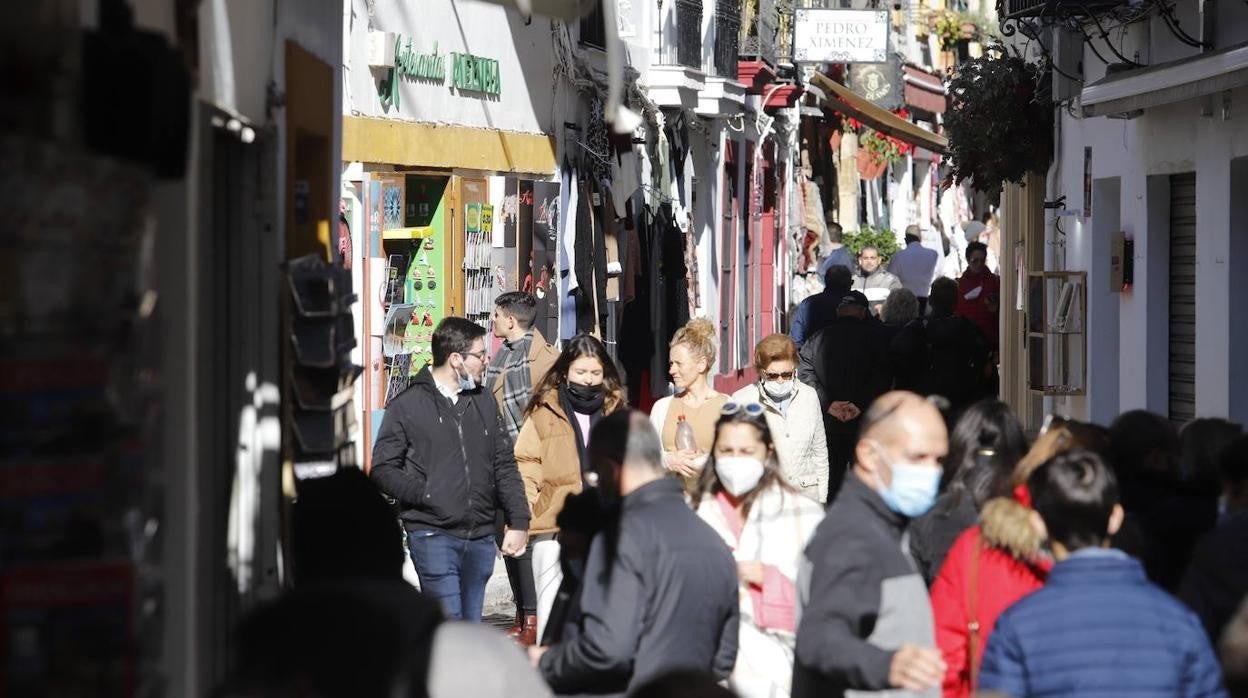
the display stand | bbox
[1027,271,1088,396]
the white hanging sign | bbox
[793,9,890,64]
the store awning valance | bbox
[811,72,948,155]
[1082,41,1248,118]
[903,65,947,114]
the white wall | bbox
[1052,56,1248,422]
[345,0,554,135]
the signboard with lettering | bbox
[849,58,903,110]
[377,32,500,109]
[793,9,889,64]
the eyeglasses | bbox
[761,371,794,381]
[460,350,488,362]
[720,401,765,417]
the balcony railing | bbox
[739,0,777,66]
[714,0,742,78]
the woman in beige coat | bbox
[514,334,626,642]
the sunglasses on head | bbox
[761,371,794,381]
[720,401,765,417]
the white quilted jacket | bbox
[731,381,829,503]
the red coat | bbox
[955,271,1000,347]
[930,525,1049,697]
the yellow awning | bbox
[811,72,949,155]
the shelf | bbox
[382,226,435,240]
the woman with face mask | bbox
[692,402,825,698]
[513,334,626,644]
[731,334,830,503]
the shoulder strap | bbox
[967,539,983,689]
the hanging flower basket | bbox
[857,147,888,181]
[944,46,1054,203]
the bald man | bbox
[792,392,948,698]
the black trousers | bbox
[495,512,536,613]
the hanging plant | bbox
[843,110,915,167]
[934,11,962,52]
[944,46,1054,203]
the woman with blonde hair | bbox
[514,334,627,644]
[731,334,829,502]
[929,420,1109,697]
[649,318,729,490]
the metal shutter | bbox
[1169,173,1197,422]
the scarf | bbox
[483,331,533,442]
[558,384,603,474]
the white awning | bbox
[1082,42,1248,118]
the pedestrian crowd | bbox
[222,286,1248,698]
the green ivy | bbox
[944,46,1054,203]
[842,225,901,264]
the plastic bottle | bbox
[675,415,697,452]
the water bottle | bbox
[675,415,697,452]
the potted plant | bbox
[944,46,1054,203]
[843,224,902,263]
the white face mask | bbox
[762,380,793,400]
[715,456,767,497]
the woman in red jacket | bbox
[930,426,1069,697]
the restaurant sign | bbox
[793,9,889,64]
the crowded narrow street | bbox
[4,0,1248,696]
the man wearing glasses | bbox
[371,317,531,621]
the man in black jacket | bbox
[371,317,530,622]
[793,392,948,698]
[798,291,894,501]
[532,411,739,697]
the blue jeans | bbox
[406,530,496,621]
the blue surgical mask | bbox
[456,365,477,392]
[872,445,941,517]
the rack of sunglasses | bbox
[463,202,496,329]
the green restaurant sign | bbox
[382,36,500,109]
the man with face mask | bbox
[531,411,740,697]
[793,392,949,698]
[371,317,530,622]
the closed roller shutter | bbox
[1169,173,1197,422]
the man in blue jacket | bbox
[979,449,1227,698]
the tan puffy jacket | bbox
[513,388,625,534]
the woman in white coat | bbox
[692,402,825,698]
[731,334,830,503]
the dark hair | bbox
[525,334,626,418]
[1180,418,1243,493]
[692,407,796,517]
[827,221,844,244]
[431,316,486,367]
[823,264,853,294]
[293,468,406,584]
[928,276,959,316]
[1029,449,1120,551]
[1109,410,1179,483]
[942,400,1029,512]
[494,291,538,329]
[1221,435,1248,488]
[966,241,988,262]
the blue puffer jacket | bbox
[978,550,1227,698]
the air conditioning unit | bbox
[1047,24,1083,102]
